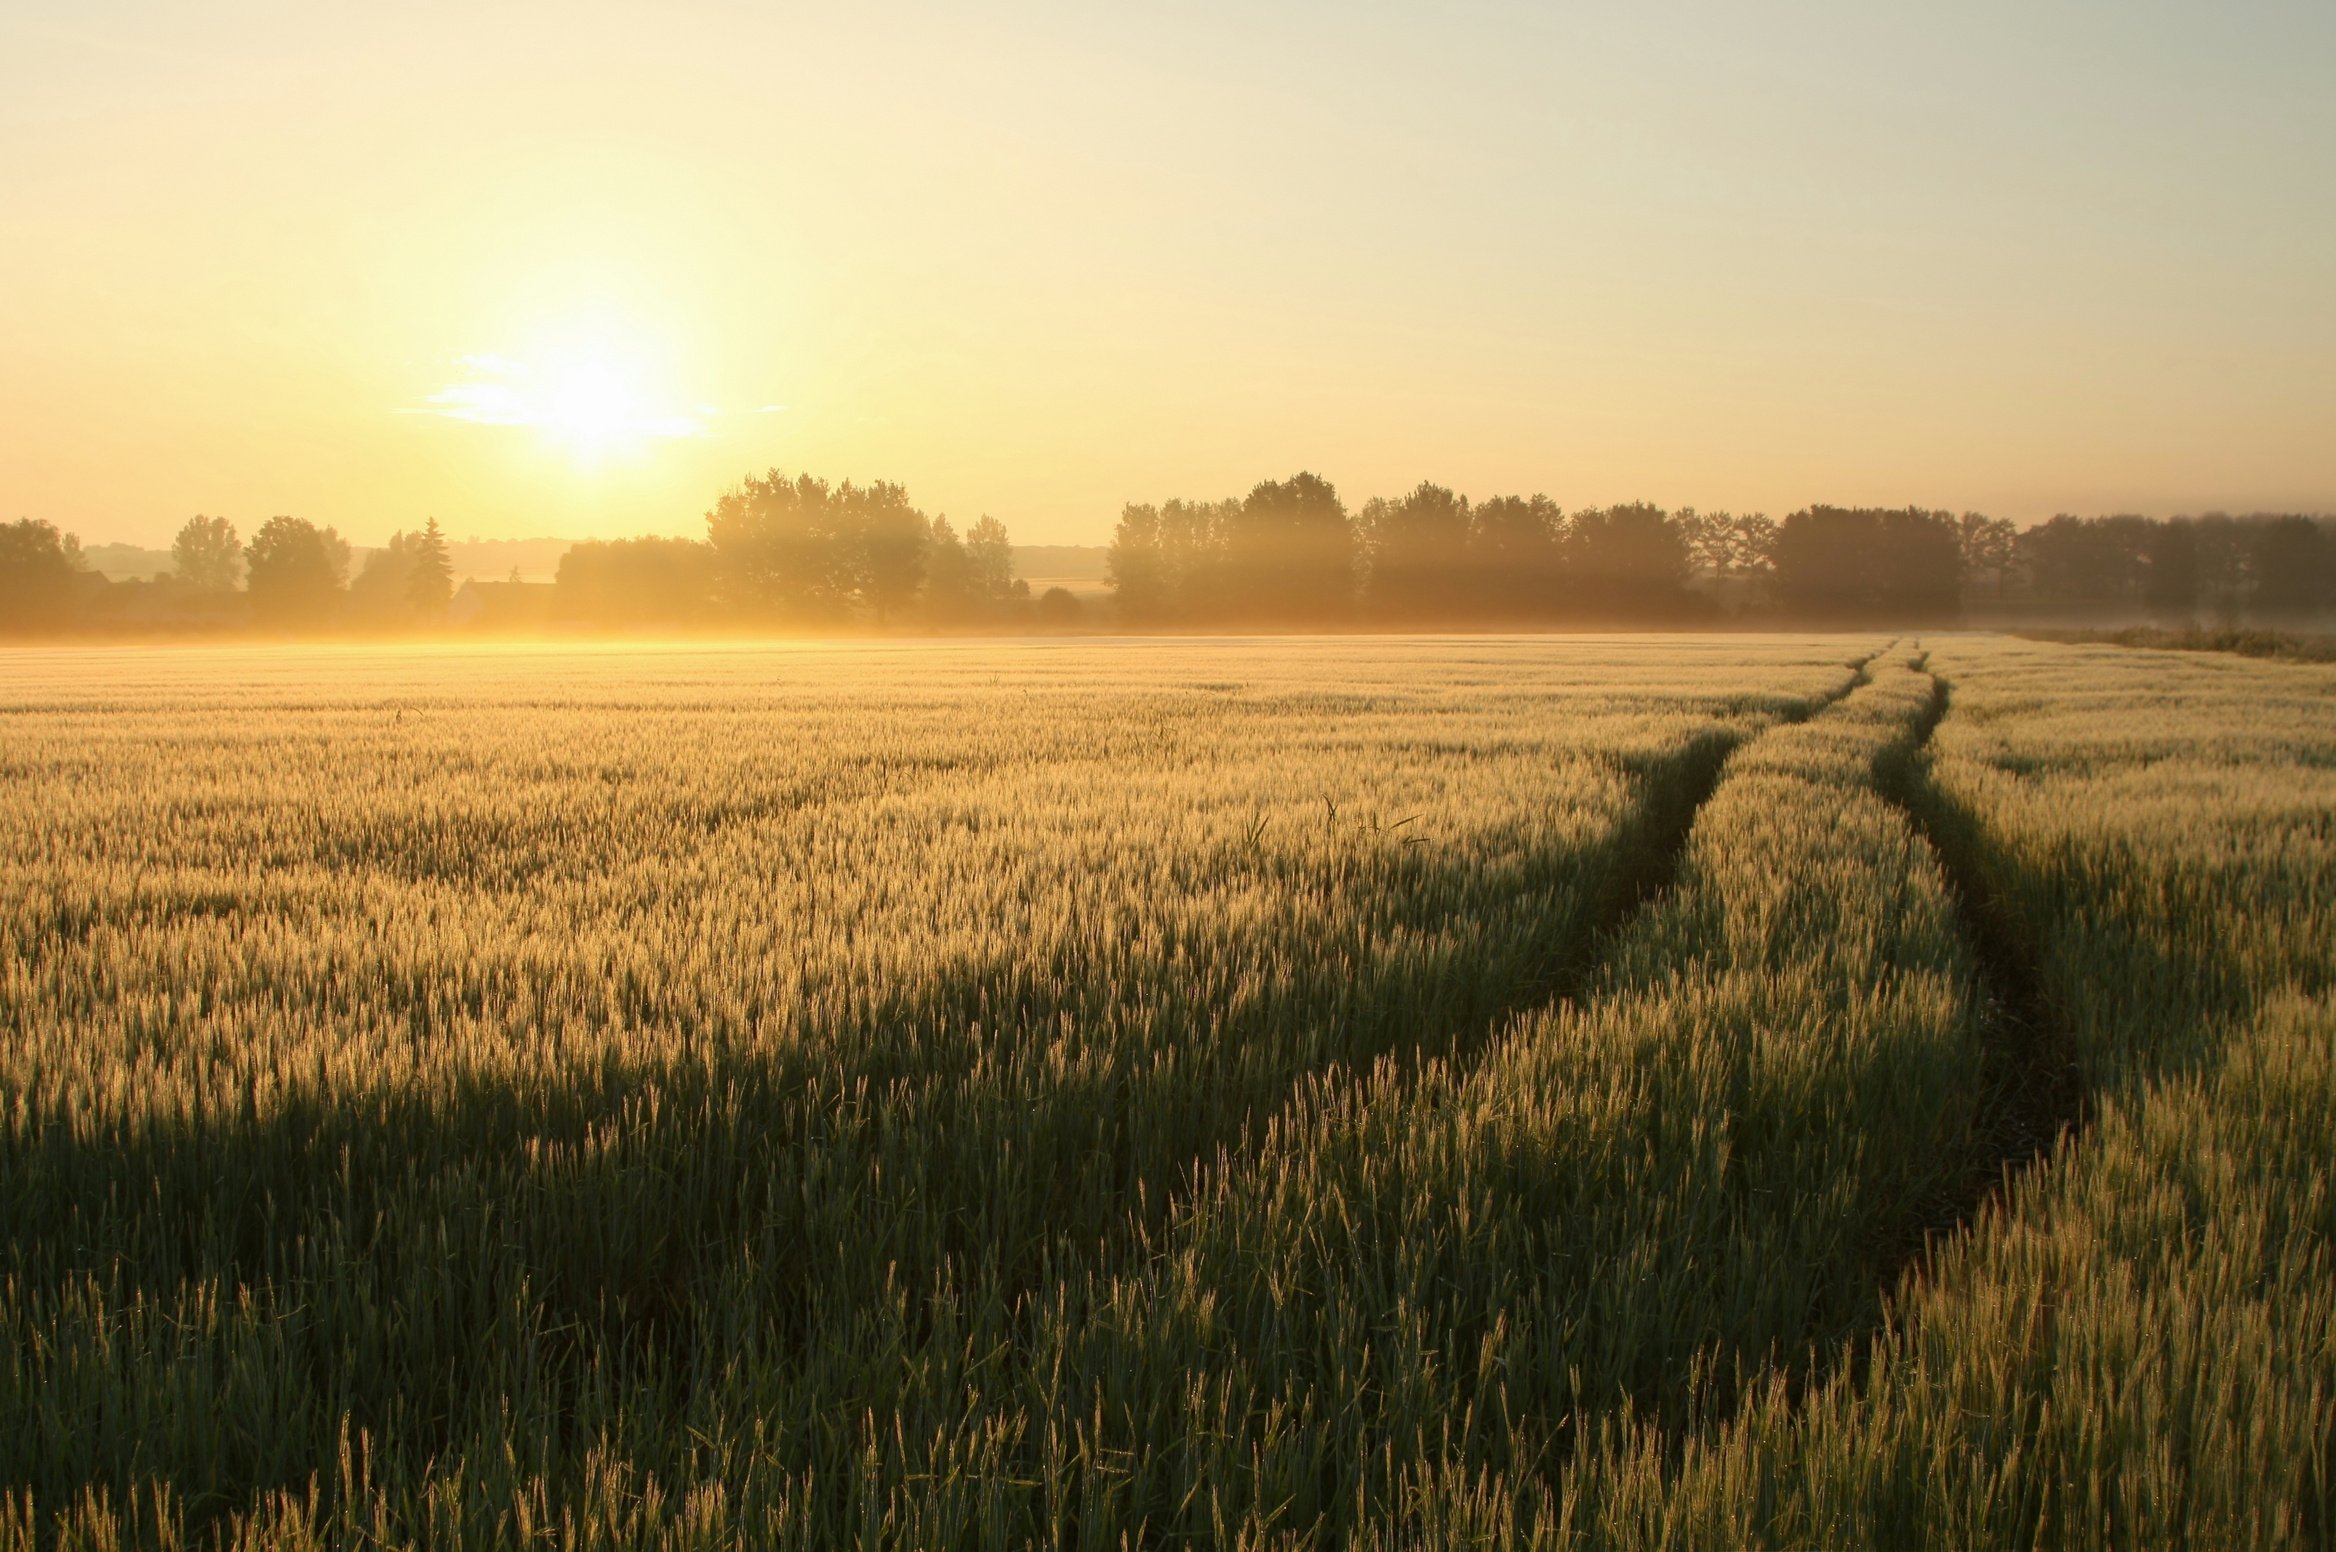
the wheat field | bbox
[2,635,2327,1547]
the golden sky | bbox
[4,2,2333,548]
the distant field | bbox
[2017,621,2336,663]
[2,635,2328,1547]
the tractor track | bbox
[1619,647,2091,1452]
[1875,662,2087,1273]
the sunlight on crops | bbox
[2,634,2328,1547]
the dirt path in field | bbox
[1665,648,2089,1443]
[1869,655,2087,1288]
[1534,644,1887,1009]
[990,647,1895,1309]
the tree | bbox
[349,532,423,624]
[2191,514,2249,623]
[1361,482,1472,622]
[2249,516,2331,620]
[0,519,94,632]
[1224,472,1352,623]
[1730,514,1779,579]
[1562,503,1692,621]
[244,516,348,626]
[1034,586,1084,627]
[922,516,977,623]
[1466,495,1562,620]
[1772,506,1960,622]
[170,515,243,592]
[2143,519,2200,622]
[408,517,454,618]
[2018,515,2149,614]
[706,471,859,621]
[554,536,718,629]
[1956,514,2019,609]
[1874,507,1966,619]
[1678,508,1778,616]
[915,514,1026,626]
[1107,499,1232,624]
[346,523,452,627]
[1674,509,1733,581]
[850,484,928,624]
[961,516,1028,614]
[705,470,941,624]
[1107,504,1172,623]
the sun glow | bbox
[415,321,709,462]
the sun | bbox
[535,351,653,458]
[419,317,707,462]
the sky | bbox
[4,1,2333,548]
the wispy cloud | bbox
[404,353,710,443]
[417,380,535,429]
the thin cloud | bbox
[403,355,711,440]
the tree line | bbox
[0,480,1054,635]
[1111,478,2336,626]
[0,513,457,633]
[6,469,2331,635]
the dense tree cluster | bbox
[1770,506,1963,622]
[0,512,434,634]
[552,473,1035,630]
[0,519,106,631]
[1108,480,2336,627]
[1109,482,1833,625]
[347,517,456,625]
[553,537,717,630]
[1983,511,2335,623]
